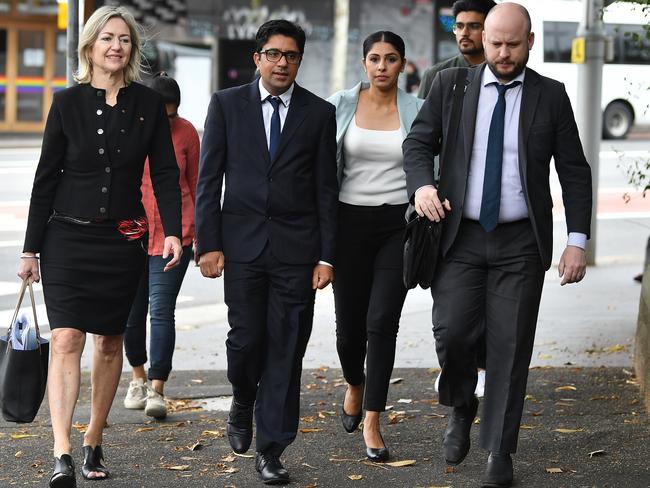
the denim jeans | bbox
[124,245,192,381]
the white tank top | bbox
[339,117,408,206]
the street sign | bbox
[571,36,586,63]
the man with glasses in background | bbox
[195,19,338,485]
[418,0,496,99]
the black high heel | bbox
[341,382,364,433]
[365,431,390,463]
[49,454,76,488]
[81,445,110,480]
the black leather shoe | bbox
[341,404,362,433]
[365,431,389,462]
[81,445,109,480]
[442,395,479,465]
[482,452,513,487]
[341,383,363,433]
[50,454,76,488]
[255,452,290,485]
[226,399,254,454]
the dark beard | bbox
[487,57,527,81]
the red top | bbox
[141,115,200,255]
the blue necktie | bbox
[267,96,281,160]
[479,81,521,232]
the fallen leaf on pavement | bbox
[302,463,317,469]
[201,430,224,437]
[10,434,39,440]
[546,467,563,474]
[348,474,363,480]
[72,423,88,433]
[554,428,584,433]
[189,442,203,451]
[14,451,23,458]
[555,386,577,391]
[299,428,322,433]
[588,450,605,458]
[389,377,404,384]
[445,466,456,473]
[384,459,416,467]
[136,427,155,433]
[221,454,236,462]
[604,344,625,353]
[233,452,254,458]
[221,467,240,474]
[520,424,536,430]
[397,398,412,404]
[538,353,553,359]
[165,465,190,471]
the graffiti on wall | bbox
[223,6,314,39]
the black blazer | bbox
[403,64,592,270]
[195,80,338,265]
[23,82,182,252]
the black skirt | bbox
[40,214,147,335]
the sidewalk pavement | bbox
[0,368,648,487]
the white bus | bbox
[516,0,650,138]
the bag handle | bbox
[438,67,468,202]
[7,279,43,352]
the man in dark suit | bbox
[195,20,337,485]
[403,4,592,487]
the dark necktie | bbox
[267,96,281,160]
[479,81,521,232]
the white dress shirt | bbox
[258,79,293,150]
[463,68,586,249]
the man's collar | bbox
[258,78,294,106]
[482,66,526,87]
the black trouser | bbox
[333,202,409,412]
[224,245,315,456]
[432,219,545,453]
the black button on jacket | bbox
[23,82,182,252]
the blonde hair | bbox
[75,6,145,84]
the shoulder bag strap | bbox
[438,67,468,201]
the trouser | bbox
[432,219,545,453]
[224,245,315,456]
[124,245,192,381]
[333,202,409,411]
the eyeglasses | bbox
[452,22,483,33]
[258,49,302,64]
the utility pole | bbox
[330,0,349,94]
[66,0,80,87]
[572,0,614,265]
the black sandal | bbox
[49,454,76,488]
[81,445,110,480]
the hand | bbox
[414,185,451,222]
[162,236,183,272]
[198,251,225,278]
[558,245,587,286]
[312,264,334,290]
[17,256,40,284]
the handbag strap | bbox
[7,279,42,352]
[438,67,468,201]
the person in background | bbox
[123,72,199,420]
[418,0,496,99]
[403,4,591,486]
[405,60,421,94]
[420,0,497,398]
[17,6,182,487]
[327,31,424,463]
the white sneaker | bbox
[124,378,147,409]
[144,389,167,419]
[475,370,486,398]
[434,370,486,398]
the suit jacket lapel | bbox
[271,84,309,168]
[242,81,271,166]
[518,68,541,182]
[461,64,483,170]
